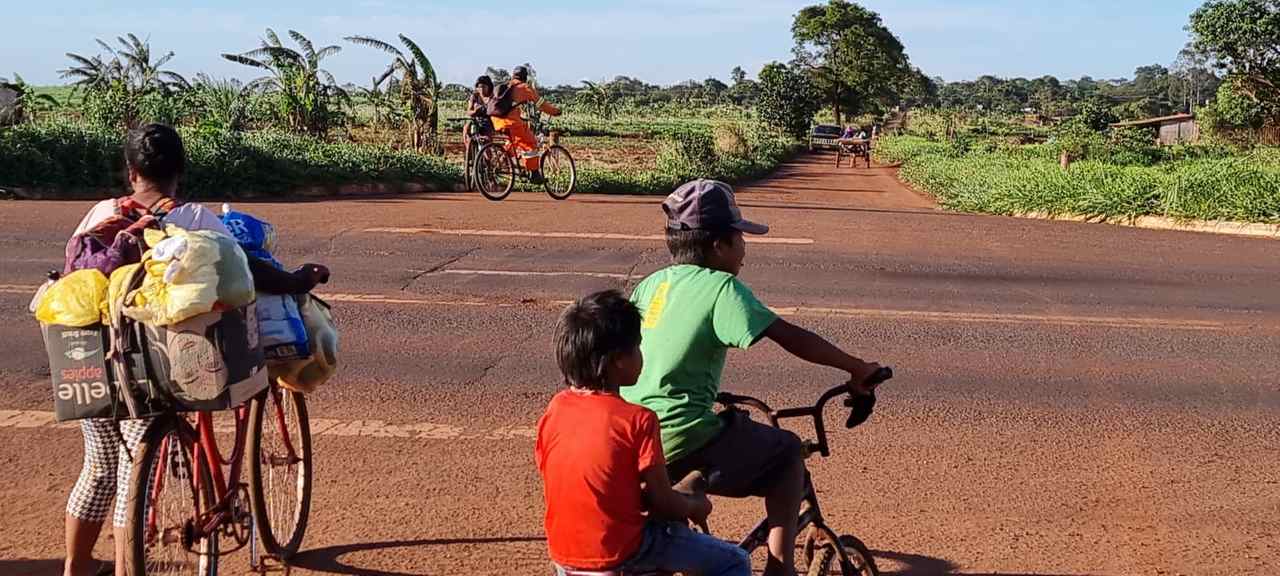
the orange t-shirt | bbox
[535,389,665,569]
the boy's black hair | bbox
[665,228,738,266]
[475,75,493,89]
[555,290,642,390]
[125,123,185,185]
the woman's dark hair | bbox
[125,123,186,185]
[665,228,737,266]
[513,66,529,82]
[555,290,642,390]
[475,75,493,89]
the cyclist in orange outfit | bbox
[491,66,562,180]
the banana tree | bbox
[62,34,187,94]
[0,74,60,125]
[223,29,347,136]
[345,34,442,154]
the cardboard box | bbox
[44,304,267,421]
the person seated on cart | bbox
[489,66,562,182]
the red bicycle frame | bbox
[144,387,300,544]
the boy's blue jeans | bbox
[554,520,750,576]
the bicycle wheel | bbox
[463,140,475,192]
[806,533,879,576]
[125,417,219,576]
[474,142,515,201]
[248,387,312,560]
[540,145,576,200]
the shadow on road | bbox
[0,559,62,576]
[291,535,547,576]
[876,549,1111,576]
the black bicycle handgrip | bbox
[845,392,877,429]
[865,366,893,386]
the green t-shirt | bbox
[622,264,779,462]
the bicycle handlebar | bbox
[715,366,893,458]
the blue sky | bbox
[7,0,1206,87]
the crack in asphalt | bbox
[621,248,650,292]
[325,227,355,255]
[400,247,480,290]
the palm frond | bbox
[374,64,398,87]
[244,46,303,64]
[289,30,316,61]
[399,34,437,86]
[222,53,271,70]
[94,38,115,56]
[153,51,175,70]
[319,70,339,86]
[245,76,278,93]
[345,35,404,58]
[265,28,284,48]
[313,45,341,63]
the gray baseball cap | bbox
[662,179,769,235]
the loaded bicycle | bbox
[563,367,893,576]
[461,115,576,201]
[125,382,313,576]
[115,286,329,576]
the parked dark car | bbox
[809,124,842,151]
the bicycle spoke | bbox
[138,425,209,576]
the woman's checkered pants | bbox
[66,418,151,527]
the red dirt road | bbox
[1,154,1277,575]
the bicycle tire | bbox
[248,388,313,560]
[463,141,475,192]
[475,142,515,201]
[806,533,878,576]
[125,416,219,576]
[836,147,844,168]
[541,145,576,200]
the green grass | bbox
[876,135,1280,223]
[0,123,458,198]
[31,85,79,106]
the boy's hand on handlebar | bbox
[848,361,883,395]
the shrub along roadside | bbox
[2,122,798,198]
[874,135,1280,223]
[1,123,458,198]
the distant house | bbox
[1110,113,1199,145]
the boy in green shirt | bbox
[622,179,884,576]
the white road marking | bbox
[0,410,536,441]
[363,227,816,245]
[3,284,1239,332]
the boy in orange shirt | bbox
[536,290,750,575]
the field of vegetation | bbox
[876,127,1280,222]
[871,0,1280,224]
[0,28,820,199]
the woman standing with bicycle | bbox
[61,124,327,576]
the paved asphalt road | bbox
[1,154,1277,575]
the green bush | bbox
[0,123,458,197]
[877,135,1280,222]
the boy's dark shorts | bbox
[667,408,803,498]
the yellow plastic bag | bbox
[123,226,255,326]
[34,269,109,327]
[274,296,339,393]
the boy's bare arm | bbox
[763,318,880,391]
[640,465,712,523]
